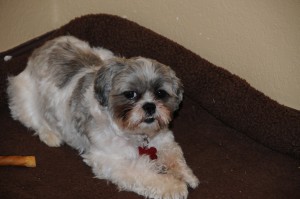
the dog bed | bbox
[0,14,299,199]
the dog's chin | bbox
[115,115,170,137]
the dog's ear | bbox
[171,72,184,110]
[94,59,125,106]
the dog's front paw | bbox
[146,176,188,199]
[173,167,199,189]
[185,173,199,189]
[158,155,199,189]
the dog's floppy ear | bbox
[170,71,184,110]
[94,59,125,106]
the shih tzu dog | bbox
[7,36,199,199]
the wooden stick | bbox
[0,156,36,167]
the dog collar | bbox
[138,146,157,160]
[138,136,157,160]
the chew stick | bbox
[0,156,36,167]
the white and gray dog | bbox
[7,36,199,199]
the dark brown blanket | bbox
[0,14,299,199]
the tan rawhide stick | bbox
[0,156,36,167]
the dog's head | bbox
[94,57,183,136]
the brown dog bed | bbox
[0,14,299,199]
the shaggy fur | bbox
[7,36,199,199]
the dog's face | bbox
[94,57,183,136]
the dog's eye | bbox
[155,89,168,99]
[123,91,138,100]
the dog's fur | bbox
[7,36,199,199]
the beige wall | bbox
[1,0,299,110]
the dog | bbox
[7,36,199,199]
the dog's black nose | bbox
[142,103,156,115]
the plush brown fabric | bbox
[0,14,299,199]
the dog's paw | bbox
[185,174,199,189]
[151,177,188,199]
[38,129,62,147]
[135,175,188,199]
[161,160,199,189]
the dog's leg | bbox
[8,71,63,147]
[7,71,41,130]
[156,142,199,189]
[151,132,200,189]
[83,152,188,199]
